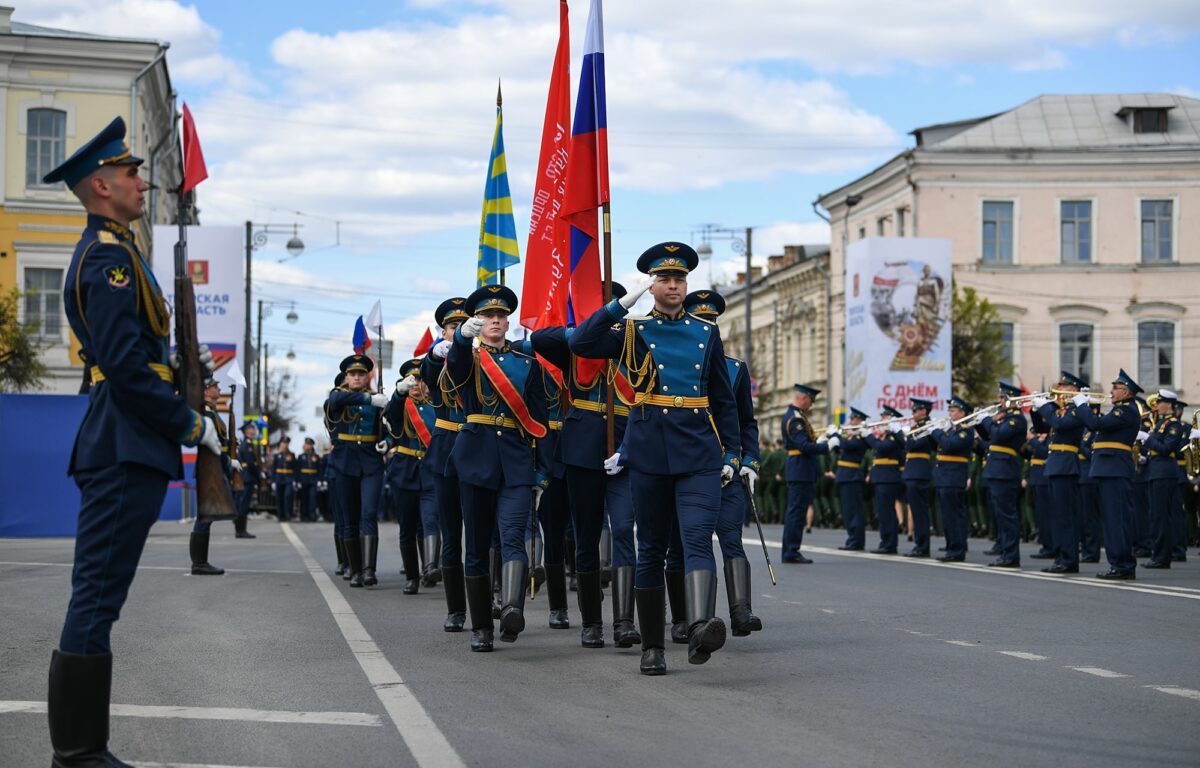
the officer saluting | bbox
[570,242,741,676]
[47,116,222,765]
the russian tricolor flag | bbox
[559,0,608,326]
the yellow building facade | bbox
[0,6,179,392]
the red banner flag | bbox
[520,0,572,332]
[413,327,435,357]
[181,102,208,194]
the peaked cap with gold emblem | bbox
[682,289,726,318]
[42,116,143,188]
[435,297,470,327]
[636,241,699,276]
[465,284,518,316]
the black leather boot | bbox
[189,532,224,576]
[361,535,379,587]
[421,535,442,587]
[441,564,467,632]
[634,586,666,676]
[464,575,494,652]
[724,558,762,636]
[234,516,255,539]
[48,650,134,767]
[611,565,641,648]
[345,537,364,588]
[334,534,347,577]
[576,570,605,648]
[685,569,726,665]
[665,568,688,644]
[599,528,613,589]
[564,538,577,591]
[401,542,420,594]
[526,537,546,596]
[498,560,528,643]
[545,563,570,629]
[489,547,502,618]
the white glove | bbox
[825,425,838,437]
[430,339,452,360]
[1191,428,1200,441]
[888,421,904,434]
[816,433,829,444]
[827,436,841,450]
[1137,430,1149,443]
[460,316,485,339]
[168,344,214,376]
[603,452,623,475]
[619,276,655,309]
[1138,454,1148,466]
[1072,394,1089,408]
[1032,396,1050,410]
[533,487,544,510]
[395,375,416,396]
[198,416,222,456]
[370,393,389,408]
[293,481,301,491]
[230,459,242,473]
[721,464,735,485]
[740,466,758,495]
[375,439,389,454]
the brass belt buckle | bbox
[494,415,504,426]
[672,396,683,408]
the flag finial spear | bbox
[497,78,502,107]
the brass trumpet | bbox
[1049,389,1110,405]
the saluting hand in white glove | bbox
[370,393,389,408]
[619,277,655,310]
[430,339,452,360]
[460,316,485,339]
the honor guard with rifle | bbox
[271,436,296,522]
[529,282,641,649]
[829,407,869,551]
[1141,389,1187,569]
[930,396,974,562]
[297,437,321,522]
[444,285,549,652]
[682,290,763,638]
[864,405,906,554]
[327,355,390,587]
[781,383,828,563]
[570,242,741,676]
[1075,369,1142,580]
[189,377,233,576]
[903,398,935,557]
[47,116,222,766]
[977,382,1028,568]
[235,422,259,538]
[1032,372,1088,573]
[421,298,470,632]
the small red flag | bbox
[413,327,435,357]
[181,102,208,194]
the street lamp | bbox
[695,224,754,376]
[244,221,304,412]
[255,299,299,412]
[695,241,715,287]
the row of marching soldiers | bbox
[783,369,1197,579]
[320,243,760,675]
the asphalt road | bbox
[3,519,1199,767]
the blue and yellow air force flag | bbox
[476,87,520,286]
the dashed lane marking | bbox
[819,608,836,614]
[1145,686,1200,702]
[1068,667,1129,678]
[135,763,285,768]
[0,560,303,575]
[0,701,379,726]
[998,651,1048,661]
[281,523,465,768]
[943,640,977,647]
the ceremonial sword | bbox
[742,475,776,586]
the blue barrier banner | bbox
[0,394,185,537]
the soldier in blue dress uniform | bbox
[781,384,828,563]
[863,405,906,554]
[270,436,296,522]
[682,290,762,637]
[383,358,440,593]
[46,116,222,765]
[1078,410,1102,563]
[571,242,741,675]
[1075,369,1142,580]
[327,355,391,587]
[445,285,549,651]
[235,422,259,539]
[1025,426,1051,553]
[977,382,1027,568]
[421,298,470,631]
[931,396,974,562]
[296,437,321,522]
[829,407,869,551]
[1033,373,1087,573]
[1141,389,1187,569]
[1131,396,1154,559]
[323,373,348,576]
[189,377,233,576]
[1172,400,1194,563]
[902,398,935,557]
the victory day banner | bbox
[844,237,952,418]
[152,225,247,422]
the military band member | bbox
[1173,400,1194,562]
[570,242,741,675]
[47,116,223,764]
[683,290,762,637]
[1025,426,1051,556]
[863,406,906,554]
[271,436,296,522]
[1033,373,1087,573]
[829,408,868,550]
[931,397,974,562]
[782,384,828,563]
[903,398,935,557]
[1075,369,1142,580]
[327,355,390,587]
[1141,389,1187,568]
[976,382,1027,568]
[1078,410,1102,564]
[297,437,321,522]
[384,358,440,593]
[235,422,259,539]
[190,377,232,576]
[445,285,549,651]
[1132,395,1155,559]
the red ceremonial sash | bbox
[405,398,432,447]
[478,349,547,439]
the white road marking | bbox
[0,561,303,575]
[943,640,977,647]
[783,600,805,605]
[998,651,1047,661]
[899,629,933,636]
[0,700,378,726]
[1068,667,1129,678]
[1145,686,1200,702]
[760,593,778,599]
[281,523,465,768]
[819,608,836,614]
[136,763,285,768]
[747,537,1200,602]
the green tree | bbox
[0,289,48,392]
[951,284,1013,404]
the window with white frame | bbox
[1140,200,1173,263]
[24,267,64,339]
[996,321,1014,371]
[1059,323,1092,385]
[26,109,67,188]
[982,201,1013,264]
[1060,201,1092,263]
[1137,321,1174,389]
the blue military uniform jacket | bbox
[931,425,973,489]
[782,406,827,483]
[1078,430,1096,486]
[1026,436,1048,487]
[833,434,867,483]
[237,439,260,487]
[382,391,437,491]
[902,423,934,483]
[530,326,630,471]
[64,214,205,478]
[864,432,904,484]
[297,450,321,485]
[726,356,761,473]
[327,388,384,477]
[513,339,566,481]
[1143,415,1187,481]
[271,451,295,484]
[569,301,740,476]
[1077,401,1140,480]
[1037,402,1085,477]
[978,410,1027,481]
[419,352,466,478]
[446,331,548,490]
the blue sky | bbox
[22,1,1200,441]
